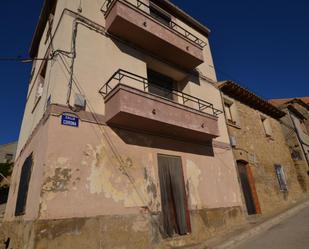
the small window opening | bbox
[45,14,54,44]
[147,69,174,100]
[261,115,273,137]
[34,61,48,107]
[291,149,303,161]
[149,2,171,27]
[224,102,236,125]
[275,164,288,192]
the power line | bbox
[0,56,50,63]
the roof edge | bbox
[217,80,286,119]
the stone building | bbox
[0,142,17,164]
[218,81,307,217]
[2,1,245,248]
[0,142,17,219]
[270,98,309,192]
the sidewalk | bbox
[205,198,309,249]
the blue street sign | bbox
[61,114,79,127]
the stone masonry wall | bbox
[226,97,308,215]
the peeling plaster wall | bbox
[36,114,241,220]
[3,110,244,248]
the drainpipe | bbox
[288,110,309,170]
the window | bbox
[224,103,236,125]
[274,164,288,192]
[34,61,47,107]
[149,2,171,27]
[147,69,174,100]
[44,14,55,44]
[291,149,303,161]
[261,115,273,137]
[15,153,33,216]
[224,99,239,126]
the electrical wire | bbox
[0,57,51,62]
[56,53,165,234]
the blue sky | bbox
[0,0,308,144]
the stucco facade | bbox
[2,1,245,248]
[219,82,308,217]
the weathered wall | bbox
[6,106,242,221]
[224,95,307,215]
[289,103,309,164]
[5,114,50,221]
[4,106,245,248]
[1,206,244,249]
[279,104,309,192]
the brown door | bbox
[158,154,191,237]
[237,161,260,215]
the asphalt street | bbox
[233,206,309,249]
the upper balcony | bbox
[99,70,223,143]
[102,0,206,70]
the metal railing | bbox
[99,69,223,117]
[101,0,207,48]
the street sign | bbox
[61,114,79,127]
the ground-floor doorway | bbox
[157,154,191,237]
[237,160,261,215]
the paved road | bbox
[233,206,309,249]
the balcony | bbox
[99,70,222,143]
[102,0,206,70]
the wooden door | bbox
[237,161,259,215]
[158,154,191,237]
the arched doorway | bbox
[236,160,261,215]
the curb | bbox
[209,199,309,249]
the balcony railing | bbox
[102,0,207,48]
[99,69,223,117]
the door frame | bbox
[236,160,261,215]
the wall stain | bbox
[85,144,148,208]
[186,160,202,209]
[42,168,72,193]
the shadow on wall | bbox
[113,128,214,156]
[112,38,201,85]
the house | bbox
[3,1,244,248]
[0,142,17,218]
[0,142,17,164]
[218,81,307,216]
[270,98,309,192]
